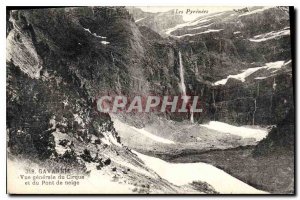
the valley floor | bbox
[149,146,294,194]
[112,117,291,194]
[133,150,267,194]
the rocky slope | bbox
[6,7,199,194]
[127,7,185,36]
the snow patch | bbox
[110,158,155,178]
[62,99,69,107]
[101,41,110,45]
[284,60,292,65]
[83,27,107,39]
[99,131,121,147]
[249,29,290,42]
[83,27,109,45]
[131,126,175,144]
[8,159,133,194]
[100,137,111,146]
[254,76,267,80]
[52,131,69,155]
[49,116,57,129]
[188,23,214,30]
[73,114,84,126]
[133,150,267,194]
[166,12,224,35]
[106,132,122,147]
[173,29,223,38]
[165,12,225,35]
[135,17,146,23]
[189,19,212,26]
[266,61,286,69]
[239,7,272,17]
[214,67,262,85]
[201,121,268,141]
[213,61,286,85]
[165,19,212,35]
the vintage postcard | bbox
[6,6,294,194]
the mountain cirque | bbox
[6,6,294,194]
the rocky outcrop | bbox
[6,6,145,161]
[254,108,294,155]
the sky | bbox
[136,6,245,21]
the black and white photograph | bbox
[6,5,295,195]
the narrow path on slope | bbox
[113,118,175,144]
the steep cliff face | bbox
[165,7,293,125]
[6,7,198,193]
[128,7,293,126]
[7,7,126,159]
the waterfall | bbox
[190,108,194,123]
[273,77,277,91]
[212,89,216,121]
[252,99,256,125]
[111,52,115,63]
[179,51,194,123]
[179,51,187,96]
